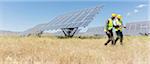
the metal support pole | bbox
[61,27,78,37]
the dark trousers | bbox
[104,29,114,45]
[114,30,123,45]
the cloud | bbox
[136,4,147,8]
[134,9,139,13]
[127,12,131,17]
[126,4,147,17]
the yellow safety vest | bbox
[107,18,113,30]
[115,20,122,31]
[104,18,113,32]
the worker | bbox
[104,13,117,46]
[113,14,126,45]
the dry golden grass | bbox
[0,36,149,64]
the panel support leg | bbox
[61,27,78,37]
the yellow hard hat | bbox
[117,14,122,19]
[112,13,117,17]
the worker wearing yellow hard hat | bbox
[117,14,122,19]
[104,13,117,46]
[113,14,126,45]
[112,13,117,17]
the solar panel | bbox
[22,5,103,37]
[124,21,150,36]
[21,23,47,36]
[44,5,102,30]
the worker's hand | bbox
[124,26,126,28]
[114,25,119,28]
[104,29,107,32]
[106,31,110,34]
[104,30,108,33]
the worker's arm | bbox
[120,20,126,28]
[118,20,126,28]
[104,20,109,32]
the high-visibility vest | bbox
[107,18,113,30]
[104,18,113,31]
[115,20,122,31]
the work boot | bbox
[104,43,108,46]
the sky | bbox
[0,0,149,32]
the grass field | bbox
[0,36,149,64]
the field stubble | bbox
[0,36,149,64]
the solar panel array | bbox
[22,5,102,36]
[124,21,150,36]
